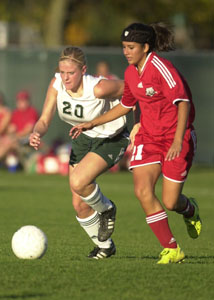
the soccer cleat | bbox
[87,241,116,259]
[183,198,202,239]
[98,201,116,242]
[157,245,185,264]
[87,246,100,258]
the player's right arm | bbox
[70,77,135,139]
[29,78,57,150]
[70,103,131,139]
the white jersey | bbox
[53,73,126,138]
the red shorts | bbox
[129,128,197,182]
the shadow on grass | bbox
[0,293,48,299]
[114,255,214,264]
[0,186,37,191]
[185,255,214,264]
[116,255,157,260]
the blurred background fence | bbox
[0,47,213,166]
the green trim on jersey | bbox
[69,128,129,168]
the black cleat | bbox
[98,201,116,242]
[87,241,116,259]
[87,246,100,258]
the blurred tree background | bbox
[0,0,213,49]
[0,0,213,166]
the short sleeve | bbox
[160,66,191,105]
[52,73,62,92]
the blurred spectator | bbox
[8,90,38,141]
[5,90,39,171]
[0,92,14,161]
[95,61,119,79]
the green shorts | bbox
[69,128,130,168]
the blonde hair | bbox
[59,46,86,68]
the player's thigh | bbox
[69,152,108,188]
[133,163,161,198]
[162,177,184,211]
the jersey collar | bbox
[138,52,153,76]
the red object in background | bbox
[109,163,120,173]
[11,106,38,133]
[37,154,60,174]
[58,160,69,176]
[36,154,69,175]
[16,90,30,101]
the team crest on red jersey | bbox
[146,87,156,96]
[137,82,143,88]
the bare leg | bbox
[162,178,186,212]
[69,165,112,249]
[69,153,116,241]
[133,164,177,249]
[133,164,162,215]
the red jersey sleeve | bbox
[157,60,191,104]
[156,59,195,125]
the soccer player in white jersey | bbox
[70,23,202,264]
[29,46,129,259]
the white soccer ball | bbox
[11,225,48,259]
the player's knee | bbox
[69,175,85,194]
[134,185,152,203]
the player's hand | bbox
[29,132,41,150]
[69,122,94,139]
[165,140,182,161]
[129,123,140,149]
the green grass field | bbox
[0,166,214,300]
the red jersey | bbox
[11,106,38,133]
[121,52,195,140]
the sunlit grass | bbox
[0,166,213,300]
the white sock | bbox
[76,211,112,249]
[80,184,113,213]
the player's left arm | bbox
[94,79,124,99]
[160,65,191,161]
[165,100,190,161]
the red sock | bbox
[146,210,177,249]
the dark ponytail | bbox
[150,22,175,52]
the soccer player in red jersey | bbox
[70,22,202,264]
